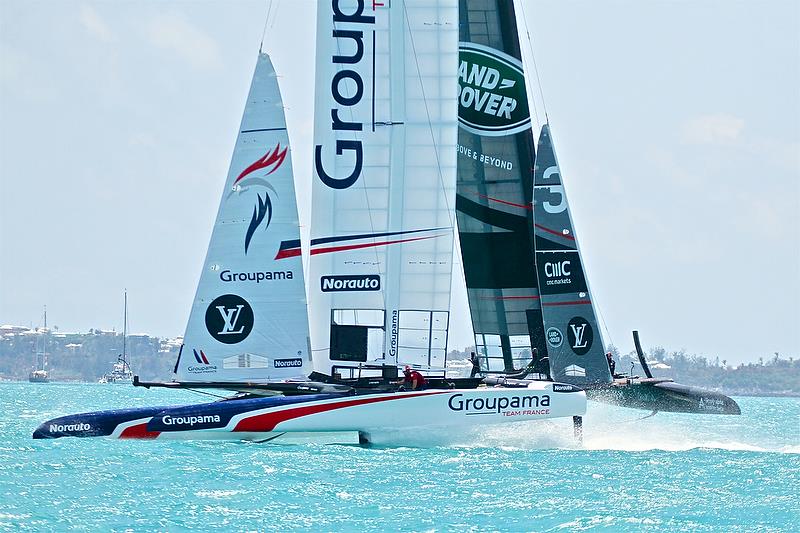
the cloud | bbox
[145,13,221,70]
[681,113,744,145]
[79,4,114,42]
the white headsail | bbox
[175,53,311,383]
[309,0,458,375]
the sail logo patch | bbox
[228,144,288,254]
[187,348,217,374]
[537,252,589,295]
[457,42,531,137]
[546,327,563,348]
[273,358,304,369]
[321,274,380,292]
[314,0,377,190]
[205,294,254,345]
[567,317,593,356]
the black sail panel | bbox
[456,0,544,373]
[533,125,611,384]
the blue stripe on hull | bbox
[33,394,343,439]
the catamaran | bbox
[454,0,739,415]
[34,1,588,443]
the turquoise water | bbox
[1,383,797,532]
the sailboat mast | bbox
[122,290,127,363]
[43,305,47,371]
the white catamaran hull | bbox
[34,383,585,441]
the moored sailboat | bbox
[28,306,49,383]
[99,290,134,384]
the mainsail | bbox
[308,0,459,375]
[455,0,610,384]
[174,53,311,383]
[455,0,545,373]
[533,125,610,384]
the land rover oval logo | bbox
[546,327,563,348]
[205,294,254,345]
[458,42,531,137]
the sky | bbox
[1,1,798,365]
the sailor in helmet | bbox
[399,365,427,391]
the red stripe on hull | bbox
[234,392,445,432]
[119,423,160,440]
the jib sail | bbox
[455,0,547,373]
[174,53,311,383]
[533,124,610,384]
[308,0,459,375]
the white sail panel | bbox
[176,53,311,383]
[309,1,458,374]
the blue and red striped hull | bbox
[34,383,586,441]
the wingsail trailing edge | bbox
[34,1,587,443]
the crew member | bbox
[606,351,617,377]
[400,365,426,390]
[469,352,481,378]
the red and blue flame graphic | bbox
[230,144,288,254]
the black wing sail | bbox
[456,0,548,373]
[533,125,611,384]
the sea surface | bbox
[0,383,797,532]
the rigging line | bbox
[184,388,231,400]
[321,17,384,308]
[361,28,384,294]
[517,1,548,127]
[268,0,280,30]
[595,299,615,350]
[260,0,273,52]
[401,3,455,230]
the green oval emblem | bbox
[458,42,531,137]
